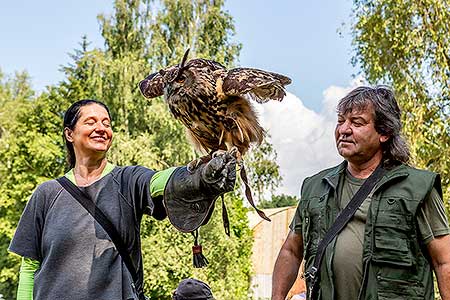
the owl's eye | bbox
[176,75,186,83]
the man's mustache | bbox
[338,137,354,144]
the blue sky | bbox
[0,0,356,112]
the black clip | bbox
[304,266,318,281]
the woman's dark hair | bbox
[63,99,112,168]
[337,86,410,166]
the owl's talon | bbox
[187,155,212,172]
[212,149,227,158]
[186,160,198,173]
[227,146,241,163]
[228,146,238,156]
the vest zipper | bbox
[357,259,370,299]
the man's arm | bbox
[427,234,450,300]
[272,230,304,300]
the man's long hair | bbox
[337,86,410,166]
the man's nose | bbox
[338,120,352,135]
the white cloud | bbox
[256,77,366,197]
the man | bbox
[272,86,450,300]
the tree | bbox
[351,0,450,209]
[245,139,282,203]
[258,194,299,209]
[0,73,67,298]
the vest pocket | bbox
[302,197,325,258]
[372,213,413,267]
[377,276,424,299]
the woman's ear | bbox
[64,128,74,143]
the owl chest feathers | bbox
[166,89,264,154]
[167,92,227,134]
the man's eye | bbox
[103,122,111,128]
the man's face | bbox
[335,104,388,165]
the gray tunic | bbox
[9,166,161,300]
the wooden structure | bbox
[248,207,306,300]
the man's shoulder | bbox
[305,163,345,182]
[390,164,439,180]
[300,162,345,196]
[401,164,437,175]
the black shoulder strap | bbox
[56,176,143,296]
[306,164,387,299]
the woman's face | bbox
[65,103,113,160]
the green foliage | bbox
[0,72,69,298]
[258,194,299,209]
[245,139,282,203]
[141,192,253,299]
[352,0,450,209]
[0,0,280,298]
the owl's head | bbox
[139,49,192,100]
[160,49,196,98]
[139,49,224,101]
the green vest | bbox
[299,161,442,300]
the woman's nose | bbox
[95,122,107,132]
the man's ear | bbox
[380,135,389,143]
[64,128,74,142]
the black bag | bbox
[56,176,148,300]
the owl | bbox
[139,49,291,160]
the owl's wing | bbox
[222,68,292,103]
[139,72,164,99]
[139,65,179,99]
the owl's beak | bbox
[165,84,173,96]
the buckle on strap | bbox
[304,266,318,281]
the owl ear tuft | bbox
[180,48,190,69]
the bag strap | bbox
[56,176,145,299]
[305,164,387,299]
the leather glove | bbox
[200,152,237,194]
[163,152,237,232]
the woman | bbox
[9,99,236,300]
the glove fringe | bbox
[192,229,209,268]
